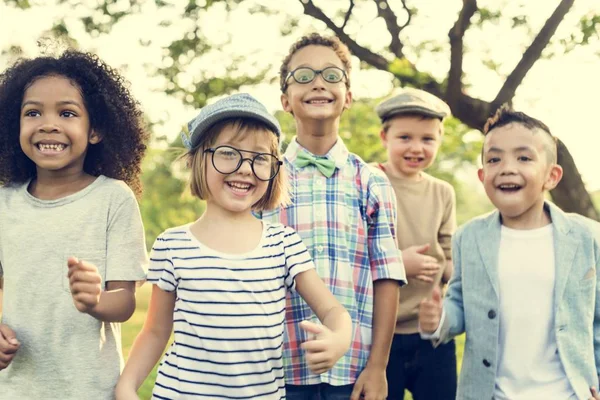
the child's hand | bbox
[419,286,443,333]
[590,387,600,400]
[0,324,20,371]
[300,320,347,375]
[402,244,440,283]
[67,256,102,314]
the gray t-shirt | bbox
[0,176,147,400]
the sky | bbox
[1,0,599,190]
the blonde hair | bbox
[185,118,289,211]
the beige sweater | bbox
[373,164,456,334]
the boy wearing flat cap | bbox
[372,88,457,400]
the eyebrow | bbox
[21,100,83,109]
[293,63,341,69]
[486,145,534,154]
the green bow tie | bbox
[295,151,336,178]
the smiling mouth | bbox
[227,181,253,193]
[305,99,333,105]
[404,157,424,163]
[37,143,67,152]
[497,184,522,192]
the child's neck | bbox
[295,118,340,156]
[29,170,96,200]
[501,204,552,230]
[191,207,263,254]
[382,161,423,182]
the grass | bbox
[122,284,466,400]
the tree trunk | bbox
[550,139,600,220]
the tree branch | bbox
[399,0,412,30]
[491,0,575,108]
[341,0,354,30]
[447,0,477,109]
[300,0,388,69]
[372,0,403,57]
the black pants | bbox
[285,383,354,400]
[385,333,457,400]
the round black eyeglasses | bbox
[284,66,347,90]
[204,145,282,181]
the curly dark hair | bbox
[279,33,352,93]
[0,50,149,196]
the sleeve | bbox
[106,193,148,282]
[147,232,178,292]
[593,241,600,376]
[282,227,314,292]
[440,229,466,343]
[438,184,457,261]
[366,175,407,285]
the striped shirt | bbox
[259,137,406,386]
[147,222,314,399]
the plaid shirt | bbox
[259,137,406,386]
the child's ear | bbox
[343,90,353,110]
[89,130,102,145]
[379,129,388,148]
[543,163,563,190]
[477,168,485,183]
[281,93,292,113]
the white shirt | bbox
[494,224,575,399]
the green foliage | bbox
[139,141,205,250]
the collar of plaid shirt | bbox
[285,137,348,172]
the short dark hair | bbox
[0,50,149,195]
[483,104,557,164]
[279,33,352,93]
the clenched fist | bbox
[67,256,102,314]
[0,324,19,371]
[419,286,443,334]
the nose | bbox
[237,158,253,175]
[311,73,327,90]
[408,141,423,153]
[499,159,517,175]
[38,117,60,134]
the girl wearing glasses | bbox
[116,93,351,400]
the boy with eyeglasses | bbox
[258,33,407,400]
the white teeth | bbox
[499,184,520,189]
[308,99,330,104]
[228,182,251,192]
[38,143,66,152]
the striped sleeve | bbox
[282,226,314,292]
[147,232,178,292]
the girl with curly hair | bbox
[0,50,149,399]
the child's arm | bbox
[116,285,175,399]
[0,277,20,372]
[295,270,352,374]
[420,232,466,343]
[351,177,403,400]
[67,257,136,322]
[351,279,399,400]
[593,247,600,389]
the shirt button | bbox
[482,359,491,367]
[317,245,324,253]
[488,310,496,319]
